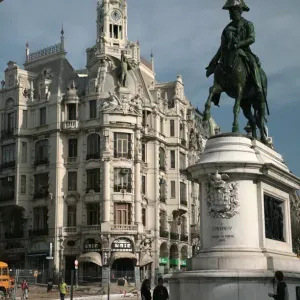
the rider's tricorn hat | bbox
[222,0,250,12]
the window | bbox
[20,175,26,194]
[67,205,77,227]
[142,176,146,194]
[160,117,164,134]
[114,168,132,192]
[180,153,186,170]
[86,169,100,192]
[114,203,132,225]
[170,120,175,136]
[1,144,15,164]
[21,142,27,163]
[0,176,15,201]
[170,150,175,169]
[40,107,46,125]
[142,143,146,162]
[33,207,48,230]
[7,112,15,131]
[180,182,187,205]
[68,172,77,191]
[159,148,165,171]
[35,139,49,165]
[68,139,78,158]
[142,208,146,226]
[87,134,100,159]
[89,100,97,119]
[159,179,166,202]
[34,173,49,199]
[114,133,131,158]
[86,203,100,225]
[22,110,28,128]
[68,104,77,120]
[171,181,176,198]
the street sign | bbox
[46,256,54,260]
[74,259,78,266]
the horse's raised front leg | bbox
[203,84,222,122]
[232,85,243,132]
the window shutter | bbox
[128,134,132,158]
[113,133,117,157]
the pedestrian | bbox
[47,278,53,293]
[268,271,289,300]
[21,279,29,300]
[153,277,169,300]
[141,279,151,300]
[58,278,68,300]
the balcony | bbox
[180,234,189,242]
[170,232,179,240]
[86,153,100,160]
[29,228,49,237]
[66,157,78,164]
[160,230,169,238]
[180,199,188,206]
[0,161,16,169]
[63,227,79,234]
[114,185,132,193]
[114,152,132,159]
[0,129,14,140]
[34,158,49,166]
[81,225,101,232]
[62,120,79,131]
[86,187,100,193]
[33,190,49,199]
[111,224,138,232]
[0,192,15,202]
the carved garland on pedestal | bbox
[205,171,239,219]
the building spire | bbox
[25,41,30,62]
[60,23,65,52]
[150,50,155,73]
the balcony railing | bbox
[0,192,15,202]
[29,228,49,237]
[33,190,49,199]
[86,153,100,160]
[114,185,132,193]
[0,161,16,169]
[86,187,100,193]
[180,200,188,206]
[160,230,169,238]
[34,158,49,166]
[180,234,189,242]
[67,157,78,163]
[114,152,132,159]
[81,225,101,232]
[0,129,14,140]
[111,224,138,231]
[170,232,179,240]
[63,227,78,233]
[62,120,79,131]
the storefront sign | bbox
[111,238,133,252]
[180,259,186,266]
[169,258,179,266]
[84,239,101,252]
[159,257,169,265]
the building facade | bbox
[0,0,219,281]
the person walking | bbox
[153,277,169,300]
[58,278,68,300]
[21,279,29,300]
[268,271,289,300]
[141,279,152,300]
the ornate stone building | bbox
[0,0,219,281]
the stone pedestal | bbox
[167,133,300,300]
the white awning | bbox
[139,252,153,267]
[78,252,102,266]
[110,252,137,265]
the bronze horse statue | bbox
[202,25,270,146]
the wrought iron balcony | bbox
[114,184,132,193]
[62,120,79,131]
[34,158,49,166]
[86,153,100,160]
[160,230,169,238]
[0,161,16,169]
[180,234,189,242]
[170,232,179,240]
[86,187,100,193]
[63,227,79,234]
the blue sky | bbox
[0,0,299,176]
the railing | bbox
[170,232,179,240]
[63,227,78,233]
[29,228,49,237]
[67,157,78,163]
[86,153,100,160]
[27,43,62,62]
[113,152,132,159]
[62,120,79,131]
[180,235,189,242]
[34,158,49,166]
[0,161,16,169]
[180,200,188,206]
[86,187,100,193]
[0,192,15,201]
[111,224,138,231]
[81,225,101,231]
[114,185,132,193]
[33,190,49,199]
[160,230,169,238]
[0,129,14,139]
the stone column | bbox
[135,131,142,232]
[103,157,111,224]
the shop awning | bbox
[110,252,137,265]
[78,252,102,267]
[139,252,153,267]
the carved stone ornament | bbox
[205,171,239,219]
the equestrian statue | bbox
[203,0,271,146]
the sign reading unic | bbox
[111,238,133,252]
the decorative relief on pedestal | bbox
[206,171,239,219]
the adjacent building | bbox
[0,0,219,282]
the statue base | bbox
[166,133,300,300]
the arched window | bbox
[159,147,165,171]
[87,134,100,160]
[35,139,49,165]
